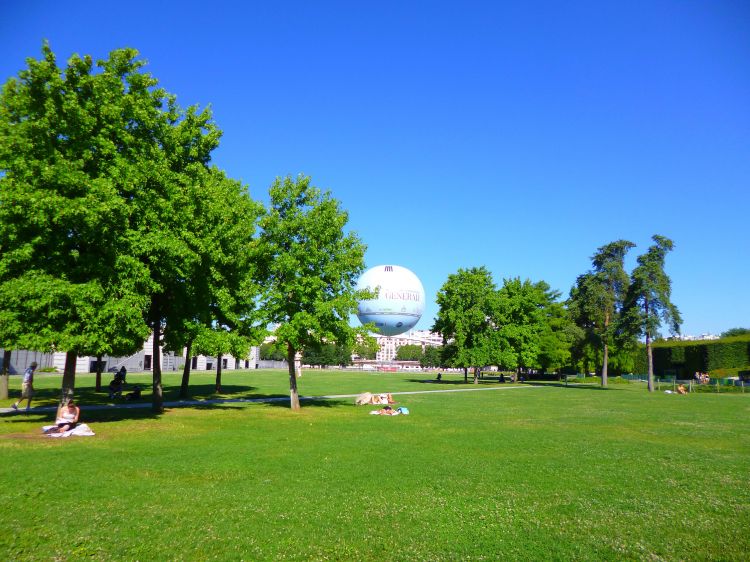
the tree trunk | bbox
[463,367,468,383]
[179,339,193,399]
[645,298,654,392]
[215,353,223,393]
[473,367,479,385]
[61,351,77,405]
[0,349,11,400]
[602,312,609,387]
[152,303,164,413]
[287,342,300,410]
[95,354,103,392]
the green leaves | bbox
[568,239,635,381]
[256,174,368,407]
[623,235,682,340]
[0,44,264,410]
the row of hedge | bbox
[632,335,750,377]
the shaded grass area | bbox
[1,373,748,560]
[1,369,505,411]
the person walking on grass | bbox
[12,361,37,412]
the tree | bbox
[537,302,578,375]
[163,169,264,399]
[622,235,682,392]
[0,44,152,404]
[568,240,635,386]
[433,267,499,384]
[304,342,352,368]
[256,175,369,410]
[721,327,750,338]
[395,344,422,361]
[420,345,443,368]
[495,278,561,374]
[0,44,261,411]
[352,335,379,360]
[260,341,286,361]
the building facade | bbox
[373,329,443,362]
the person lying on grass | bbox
[373,406,399,415]
[44,401,80,434]
[356,392,395,405]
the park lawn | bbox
[1,373,748,561]
[1,368,500,408]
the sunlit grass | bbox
[1,370,748,560]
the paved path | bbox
[1,384,538,415]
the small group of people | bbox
[108,366,142,400]
[694,372,710,385]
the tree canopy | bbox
[568,240,635,386]
[433,267,499,382]
[622,235,682,391]
[256,174,369,409]
[0,44,263,409]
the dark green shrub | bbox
[632,335,750,376]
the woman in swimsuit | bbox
[45,401,80,433]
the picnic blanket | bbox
[41,423,95,438]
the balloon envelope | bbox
[356,265,425,336]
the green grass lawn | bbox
[1,370,748,560]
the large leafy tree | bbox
[163,169,264,399]
[496,278,561,374]
[433,267,499,383]
[537,301,579,375]
[0,44,260,411]
[304,342,352,368]
[395,344,422,361]
[420,345,443,368]
[622,235,682,391]
[0,44,153,403]
[256,174,368,410]
[352,335,379,360]
[568,240,635,386]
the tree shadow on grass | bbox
[525,381,614,391]
[164,384,259,401]
[407,378,510,386]
[263,397,349,409]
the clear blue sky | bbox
[2,1,748,336]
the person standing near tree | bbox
[12,361,37,412]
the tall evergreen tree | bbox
[623,235,682,392]
[568,240,635,386]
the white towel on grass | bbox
[41,423,95,438]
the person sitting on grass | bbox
[677,384,687,395]
[108,376,123,399]
[125,386,141,401]
[45,401,80,434]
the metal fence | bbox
[620,373,746,392]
